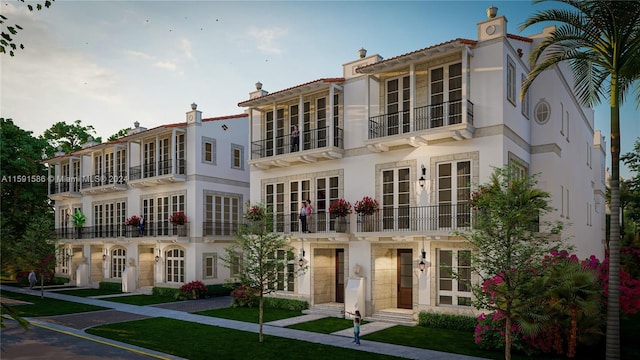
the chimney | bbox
[186,102,202,125]
[477,5,507,41]
[127,121,147,136]
[250,81,269,99]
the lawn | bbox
[0,290,107,316]
[195,306,302,323]
[55,288,123,297]
[286,316,361,334]
[86,317,402,360]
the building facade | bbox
[238,9,606,320]
[45,104,249,292]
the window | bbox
[534,100,550,124]
[316,176,339,232]
[266,110,274,156]
[142,193,185,236]
[382,168,411,230]
[565,187,570,219]
[507,56,516,105]
[93,200,126,238]
[289,180,310,232]
[317,98,327,147]
[386,76,410,135]
[560,185,565,217]
[202,137,216,164]
[521,74,530,119]
[276,249,295,292]
[111,247,126,278]
[204,193,240,236]
[166,248,185,283]
[203,253,217,279]
[231,144,244,169]
[266,182,286,232]
[230,254,241,276]
[438,249,472,306]
[437,161,471,229]
[143,141,155,177]
[176,133,185,174]
[565,110,570,142]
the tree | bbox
[41,120,102,157]
[0,118,52,276]
[12,213,56,299]
[221,203,304,343]
[461,165,563,360]
[520,2,640,358]
[107,128,132,142]
[0,0,54,56]
[621,139,640,243]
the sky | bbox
[1,0,638,178]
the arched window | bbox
[111,247,126,278]
[166,248,185,283]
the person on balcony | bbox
[291,125,300,152]
[306,199,313,233]
[139,216,145,237]
[299,201,308,233]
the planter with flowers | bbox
[354,196,379,232]
[169,212,188,236]
[329,199,352,233]
[125,215,141,237]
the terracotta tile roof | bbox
[237,78,345,107]
[356,38,477,73]
[507,33,533,43]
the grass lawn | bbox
[0,290,108,316]
[55,288,123,297]
[86,317,401,360]
[195,306,302,323]
[286,317,364,334]
[101,294,177,306]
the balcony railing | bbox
[251,126,343,160]
[368,100,474,140]
[203,221,241,236]
[129,159,186,181]
[50,180,81,194]
[54,222,190,239]
[80,171,128,189]
[356,204,473,232]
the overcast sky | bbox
[1,0,638,177]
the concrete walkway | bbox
[1,285,487,360]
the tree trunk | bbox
[505,315,512,360]
[606,77,620,360]
[259,293,264,343]
[40,275,44,299]
[569,307,578,358]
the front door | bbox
[397,249,413,309]
[336,249,344,303]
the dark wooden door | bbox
[336,249,344,303]
[397,249,413,309]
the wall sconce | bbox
[298,248,306,267]
[419,249,427,272]
[66,249,73,261]
[102,249,108,261]
[155,249,161,263]
[419,164,426,188]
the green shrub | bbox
[418,312,476,332]
[52,277,69,285]
[206,284,233,297]
[263,297,308,311]
[99,281,121,291]
[153,287,181,298]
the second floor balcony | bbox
[54,222,190,240]
[80,171,128,194]
[367,99,474,150]
[128,159,186,186]
[250,126,344,169]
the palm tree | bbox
[520,1,640,358]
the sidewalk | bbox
[1,285,487,360]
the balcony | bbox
[128,159,186,187]
[49,180,81,200]
[79,171,128,194]
[203,221,241,239]
[366,99,474,151]
[355,204,473,233]
[54,222,190,240]
[249,126,344,169]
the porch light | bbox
[419,164,426,188]
[298,249,306,267]
[155,249,161,263]
[419,249,427,272]
[102,249,108,261]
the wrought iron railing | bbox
[356,204,473,232]
[203,221,240,236]
[54,222,190,239]
[251,126,343,160]
[368,100,474,140]
[129,159,186,181]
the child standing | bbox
[353,316,361,345]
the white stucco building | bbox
[237,8,606,321]
[45,104,249,292]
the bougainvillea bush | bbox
[178,280,208,300]
[230,285,259,307]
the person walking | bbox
[28,270,36,290]
[299,201,308,233]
